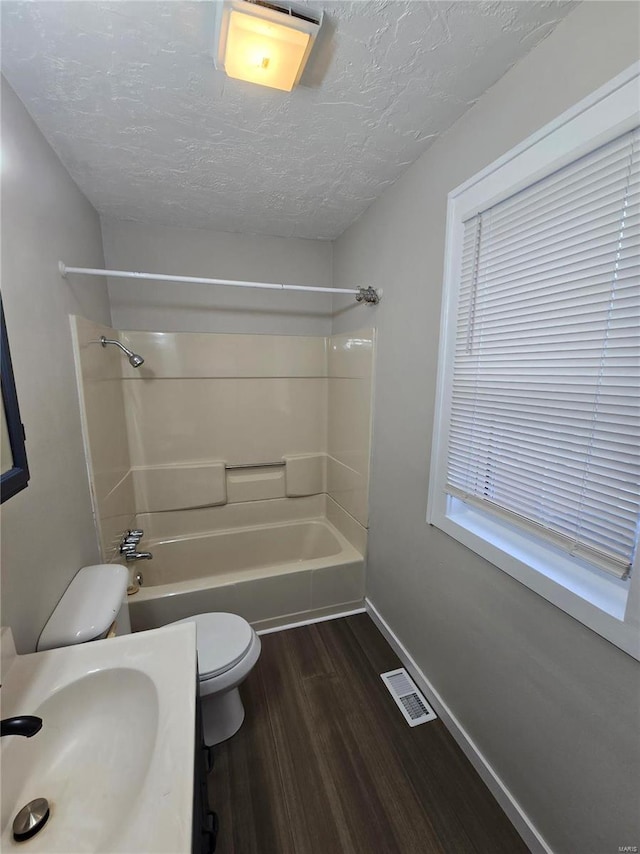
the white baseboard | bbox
[256,605,366,636]
[365,597,553,854]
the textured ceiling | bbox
[1,1,574,239]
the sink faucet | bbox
[1,716,43,738]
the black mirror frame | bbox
[1,296,29,503]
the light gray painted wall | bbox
[0,77,110,653]
[102,219,333,336]
[332,4,640,852]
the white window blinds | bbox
[447,127,640,579]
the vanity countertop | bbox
[0,622,197,853]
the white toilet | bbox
[37,565,260,746]
[172,613,261,746]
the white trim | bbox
[427,63,640,660]
[365,597,554,854]
[255,606,366,636]
[437,501,639,659]
[449,61,640,205]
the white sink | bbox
[0,623,197,853]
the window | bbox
[429,64,640,659]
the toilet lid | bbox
[173,613,253,679]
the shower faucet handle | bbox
[120,543,137,554]
[128,529,144,538]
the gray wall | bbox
[102,219,333,336]
[0,77,110,653]
[332,3,640,852]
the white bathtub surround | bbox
[0,623,197,853]
[137,493,324,539]
[119,329,329,380]
[71,316,136,561]
[326,494,368,555]
[123,375,327,471]
[117,327,373,530]
[284,453,326,497]
[131,462,227,512]
[118,327,374,525]
[130,452,334,506]
[327,330,375,527]
[326,455,369,526]
[226,465,287,503]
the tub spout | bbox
[125,551,153,562]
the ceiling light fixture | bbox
[214,0,323,92]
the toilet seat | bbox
[173,612,254,679]
[170,612,261,745]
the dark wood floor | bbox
[208,614,529,854]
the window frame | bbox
[428,63,640,661]
[0,296,30,504]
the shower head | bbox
[100,336,145,368]
[128,352,145,368]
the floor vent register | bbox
[380,668,437,727]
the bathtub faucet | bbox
[119,530,151,562]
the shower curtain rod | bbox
[58,262,381,305]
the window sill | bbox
[432,497,639,661]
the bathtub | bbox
[128,517,365,632]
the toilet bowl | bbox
[172,612,261,746]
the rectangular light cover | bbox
[217,2,320,92]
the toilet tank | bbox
[37,564,130,652]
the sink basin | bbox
[2,669,158,851]
[0,623,197,853]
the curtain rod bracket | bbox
[356,286,381,305]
